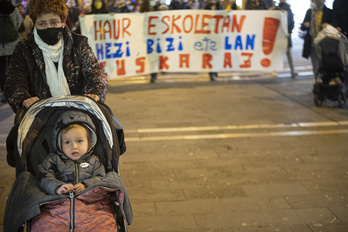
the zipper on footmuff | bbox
[69,162,79,232]
[69,191,75,232]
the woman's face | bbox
[35,12,65,30]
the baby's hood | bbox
[52,111,97,156]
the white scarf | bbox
[34,28,71,96]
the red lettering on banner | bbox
[201,14,212,34]
[193,14,212,34]
[136,57,146,74]
[183,15,193,33]
[100,61,108,77]
[122,18,131,37]
[202,54,213,69]
[94,19,131,40]
[159,56,169,70]
[194,14,202,34]
[116,60,126,76]
[240,52,253,68]
[113,19,120,39]
[94,20,103,40]
[179,54,190,68]
[224,53,232,68]
[103,21,111,40]
[162,16,170,34]
[222,15,230,32]
[171,15,182,34]
[213,15,224,33]
[232,15,246,33]
[148,16,158,35]
[155,13,246,35]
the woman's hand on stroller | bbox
[56,183,75,195]
[22,97,40,109]
[74,183,86,193]
[84,94,99,102]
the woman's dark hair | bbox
[29,0,68,23]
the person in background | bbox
[273,0,296,78]
[89,0,109,14]
[4,0,107,113]
[204,0,223,81]
[179,0,190,9]
[332,0,348,37]
[66,0,81,33]
[17,3,34,40]
[204,0,224,10]
[245,0,267,9]
[158,3,169,10]
[140,0,151,12]
[301,0,332,79]
[225,0,241,11]
[139,0,160,83]
[189,0,200,9]
[0,0,23,103]
[268,0,276,10]
[169,0,180,10]
[134,2,142,12]
[126,0,136,12]
[112,0,131,13]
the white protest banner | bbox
[80,10,288,79]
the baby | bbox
[38,111,106,195]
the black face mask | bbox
[37,27,64,45]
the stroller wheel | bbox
[337,94,345,108]
[314,93,323,107]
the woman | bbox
[4,0,107,113]
[301,0,332,79]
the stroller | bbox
[4,96,133,232]
[312,25,348,108]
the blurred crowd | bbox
[0,0,297,36]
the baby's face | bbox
[61,125,89,161]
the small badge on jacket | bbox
[80,162,89,168]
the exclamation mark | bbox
[260,17,280,67]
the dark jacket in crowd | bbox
[204,2,224,10]
[332,0,348,36]
[113,5,131,13]
[169,0,180,10]
[300,5,333,58]
[245,0,267,10]
[4,26,107,113]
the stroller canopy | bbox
[17,96,113,157]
